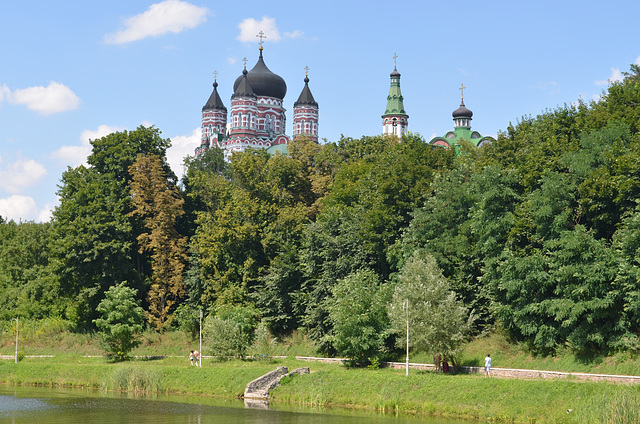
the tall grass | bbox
[575,391,640,423]
[105,366,163,393]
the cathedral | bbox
[195,35,318,160]
[196,43,493,159]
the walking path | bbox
[3,354,639,384]
[295,356,640,384]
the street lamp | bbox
[199,309,203,368]
[10,317,18,364]
[403,300,409,376]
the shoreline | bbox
[0,355,637,423]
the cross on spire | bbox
[213,70,218,81]
[257,31,267,50]
[304,66,310,77]
[393,52,398,69]
[459,83,466,101]
[242,57,247,69]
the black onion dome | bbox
[233,51,287,99]
[232,69,256,98]
[390,67,401,78]
[294,76,317,107]
[452,101,473,118]
[203,81,227,112]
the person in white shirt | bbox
[484,354,492,378]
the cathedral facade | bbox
[196,42,318,160]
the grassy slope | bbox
[0,355,638,423]
[2,328,640,423]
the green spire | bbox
[384,66,407,116]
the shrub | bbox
[93,282,145,361]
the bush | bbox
[204,316,251,360]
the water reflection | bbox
[0,386,466,424]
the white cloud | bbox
[51,124,122,167]
[596,68,624,86]
[532,81,558,90]
[284,30,303,39]
[104,0,209,45]
[227,57,237,65]
[37,201,56,223]
[0,195,38,222]
[10,82,80,115]
[0,84,10,103]
[0,158,47,194]
[636,56,640,66]
[167,127,201,178]
[238,17,282,43]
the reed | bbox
[105,366,163,393]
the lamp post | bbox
[11,317,18,364]
[199,309,203,368]
[403,300,409,376]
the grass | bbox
[2,323,640,423]
[0,351,639,423]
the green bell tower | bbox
[382,53,409,137]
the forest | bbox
[1,64,640,363]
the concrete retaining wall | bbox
[380,361,640,384]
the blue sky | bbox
[1,0,639,222]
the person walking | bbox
[484,354,492,378]
[193,350,200,367]
[189,350,195,366]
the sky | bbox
[1,0,640,222]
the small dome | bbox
[452,101,473,118]
[233,51,287,100]
[390,67,401,78]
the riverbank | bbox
[0,355,638,423]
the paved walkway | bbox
[3,354,639,384]
[295,356,640,385]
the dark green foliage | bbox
[51,167,137,328]
[94,282,145,361]
[50,126,174,330]
[299,135,454,347]
[0,221,60,319]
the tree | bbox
[50,126,174,329]
[94,282,145,361]
[51,166,137,328]
[0,220,61,320]
[129,153,188,331]
[324,269,391,365]
[389,252,472,361]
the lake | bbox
[0,386,467,424]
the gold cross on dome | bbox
[304,66,310,77]
[242,57,247,69]
[393,52,398,68]
[459,83,466,101]
[257,31,267,49]
[213,70,218,81]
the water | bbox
[0,386,466,424]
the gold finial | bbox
[393,52,398,69]
[213,70,218,81]
[242,57,247,69]
[304,66,310,77]
[459,83,466,101]
[257,31,267,50]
